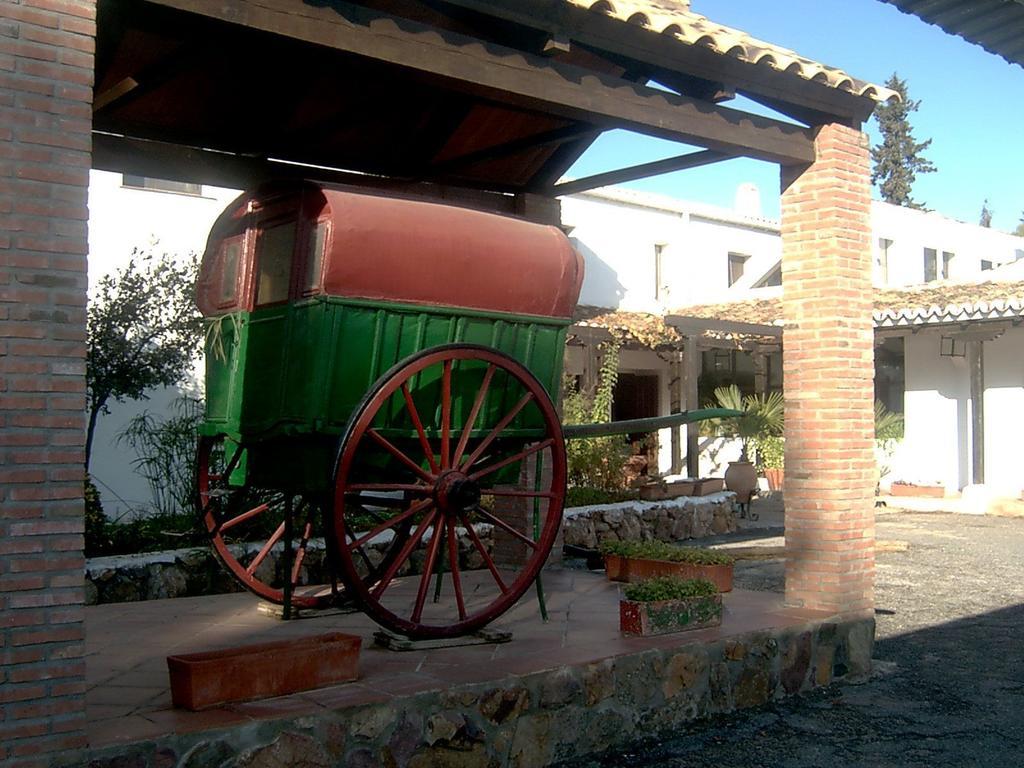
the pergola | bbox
[2,0,889,761]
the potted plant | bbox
[619,576,723,636]
[708,385,784,503]
[600,540,735,591]
[754,433,784,491]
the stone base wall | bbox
[85,527,495,605]
[71,615,874,768]
[563,492,737,550]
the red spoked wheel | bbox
[331,344,566,639]
[196,435,338,609]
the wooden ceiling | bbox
[93,0,886,216]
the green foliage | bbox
[870,74,936,208]
[563,342,630,491]
[623,576,718,603]
[84,509,207,558]
[118,395,204,517]
[84,474,106,553]
[1015,212,1024,238]
[87,249,203,467]
[753,434,784,471]
[706,384,784,461]
[600,539,735,565]
[565,486,639,508]
[874,400,905,441]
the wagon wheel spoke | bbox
[472,505,538,550]
[291,509,315,585]
[344,520,379,578]
[347,497,434,552]
[246,521,286,575]
[468,439,554,483]
[368,429,435,483]
[453,363,495,468]
[446,517,467,620]
[459,392,534,472]
[458,510,507,594]
[401,383,439,475]
[440,360,452,470]
[411,516,445,623]
[370,508,440,600]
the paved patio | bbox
[84,567,833,753]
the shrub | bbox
[623,576,718,602]
[753,434,784,471]
[599,540,734,565]
[565,486,639,508]
[563,341,630,491]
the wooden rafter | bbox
[550,150,732,196]
[143,0,816,165]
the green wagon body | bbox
[196,182,583,495]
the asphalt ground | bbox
[562,508,1024,768]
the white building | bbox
[563,185,1024,501]
[88,174,1024,514]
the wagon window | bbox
[218,239,242,306]
[255,220,296,306]
[301,220,328,294]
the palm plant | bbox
[708,385,784,462]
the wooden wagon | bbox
[195,181,582,639]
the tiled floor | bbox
[84,568,829,749]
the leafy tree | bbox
[86,250,202,468]
[979,199,993,228]
[1015,212,1024,237]
[870,74,936,208]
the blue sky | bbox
[568,0,1024,232]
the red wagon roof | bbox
[198,182,584,319]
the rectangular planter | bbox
[604,554,733,592]
[890,482,944,498]
[639,479,697,501]
[692,477,724,495]
[167,632,361,711]
[620,594,723,636]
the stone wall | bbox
[71,616,874,768]
[562,492,737,550]
[84,527,496,605]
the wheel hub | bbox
[434,470,481,514]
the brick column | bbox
[0,1,96,764]
[780,123,875,617]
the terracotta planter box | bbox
[167,632,361,711]
[604,554,733,592]
[620,594,723,636]
[890,482,944,498]
[692,477,724,496]
[639,479,697,501]
[764,468,784,492]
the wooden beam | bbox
[682,336,700,478]
[968,340,985,484]
[428,123,595,177]
[666,314,783,339]
[90,133,563,223]
[432,0,877,125]
[550,150,731,196]
[143,0,816,165]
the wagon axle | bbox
[434,471,482,515]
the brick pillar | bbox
[780,123,875,617]
[0,1,95,764]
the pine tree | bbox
[979,199,993,228]
[870,74,936,208]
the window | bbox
[728,252,748,287]
[981,259,994,271]
[940,336,966,358]
[122,174,202,196]
[942,251,954,280]
[255,220,296,306]
[876,238,892,283]
[923,248,937,282]
[654,243,666,300]
[301,220,328,294]
[218,239,242,306]
[875,337,905,416]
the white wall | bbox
[982,328,1024,495]
[872,201,1024,286]
[87,171,241,517]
